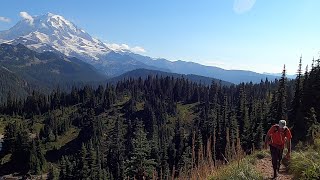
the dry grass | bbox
[177,130,263,180]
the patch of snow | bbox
[1,66,13,73]
[63,57,71,62]
[41,23,48,28]
[51,69,60,74]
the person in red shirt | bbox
[264,120,292,179]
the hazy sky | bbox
[1,0,320,74]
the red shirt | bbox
[267,124,292,149]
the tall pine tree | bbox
[125,120,156,179]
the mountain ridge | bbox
[107,68,233,86]
[125,52,280,84]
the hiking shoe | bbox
[277,162,281,172]
[273,174,278,179]
[273,170,278,179]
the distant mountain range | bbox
[125,52,283,83]
[107,68,233,86]
[263,72,296,79]
[0,12,284,84]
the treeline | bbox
[1,59,319,179]
[1,121,45,174]
[290,58,320,142]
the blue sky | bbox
[1,0,320,74]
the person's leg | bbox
[277,148,284,172]
[270,145,278,178]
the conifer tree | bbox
[59,156,67,180]
[173,118,184,169]
[47,164,56,180]
[276,65,288,121]
[79,143,89,179]
[224,127,231,161]
[3,121,30,172]
[178,146,192,175]
[65,157,74,179]
[29,137,46,174]
[268,65,288,128]
[305,107,320,141]
[2,121,17,153]
[29,139,40,174]
[88,144,97,179]
[290,57,304,142]
[241,106,251,151]
[108,117,125,179]
[228,110,238,154]
[125,120,156,179]
[254,119,264,150]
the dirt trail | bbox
[255,155,294,180]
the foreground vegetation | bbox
[209,154,264,180]
[206,137,320,180]
[289,138,320,179]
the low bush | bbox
[210,158,263,180]
[288,138,320,180]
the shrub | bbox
[288,138,320,180]
[210,158,263,180]
[255,150,269,160]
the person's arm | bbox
[264,134,269,149]
[264,126,273,149]
[287,139,291,153]
[285,128,292,158]
[285,139,291,159]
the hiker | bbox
[264,120,292,179]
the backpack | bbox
[269,125,288,146]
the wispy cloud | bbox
[130,46,146,53]
[0,16,10,23]
[201,60,243,70]
[19,11,34,25]
[233,0,256,14]
[106,43,146,53]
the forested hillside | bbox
[0,43,107,103]
[0,66,29,103]
[0,58,319,179]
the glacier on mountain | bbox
[0,12,112,63]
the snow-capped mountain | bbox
[0,12,112,63]
[0,12,167,76]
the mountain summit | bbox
[0,12,112,63]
